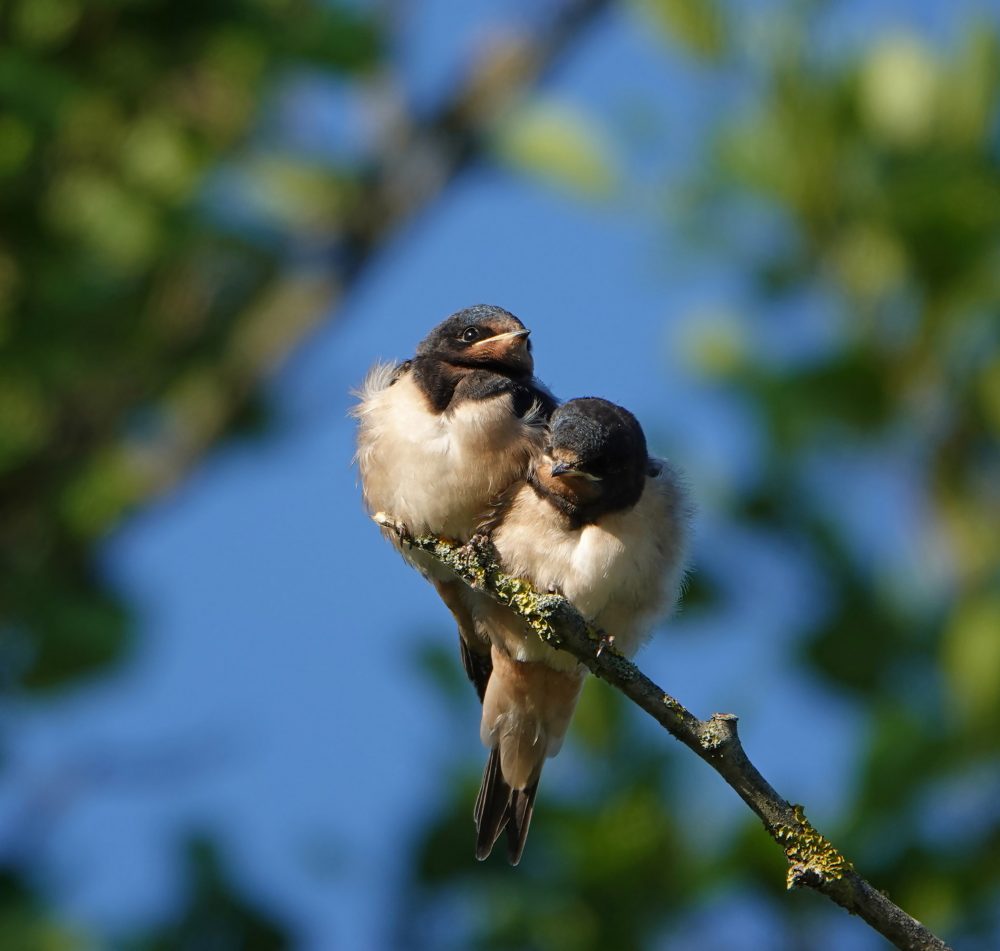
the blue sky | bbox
[3,1,993,948]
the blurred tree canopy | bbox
[2,0,999,948]
[0,0,380,692]
[1,835,294,951]
[703,17,1000,944]
[0,0,382,945]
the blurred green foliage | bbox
[0,866,85,951]
[0,0,378,691]
[2,0,999,948]
[0,1,378,945]
[1,836,294,951]
[126,837,294,951]
[639,0,725,59]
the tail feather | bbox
[459,634,492,703]
[474,747,511,861]
[505,780,539,866]
[475,649,577,865]
[475,747,543,865]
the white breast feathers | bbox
[491,462,690,661]
[353,363,544,542]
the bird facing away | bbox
[352,305,557,699]
[472,397,691,864]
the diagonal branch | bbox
[373,514,952,951]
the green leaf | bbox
[493,99,617,198]
[942,595,1000,729]
[635,0,726,59]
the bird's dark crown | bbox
[532,397,650,525]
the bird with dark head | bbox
[471,397,691,865]
[413,306,536,394]
[531,396,651,527]
[353,305,557,700]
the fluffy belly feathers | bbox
[357,370,535,541]
[490,485,662,661]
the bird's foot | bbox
[373,511,411,544]
[595,631,616,658]
[465,532,498,563]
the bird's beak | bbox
[469,328,532,369]
[470,328,530,348]
[550,461,601,481]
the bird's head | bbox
[416,305,534,379]
[537,397,650,518]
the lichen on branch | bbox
[775,804,854,890]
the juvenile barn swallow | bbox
[473,397,690,864]
[353,305,557,699]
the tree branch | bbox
[373,514,953,951]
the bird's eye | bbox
[460,327,480,343]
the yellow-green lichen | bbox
[774,804,853,890]
[699,719,729,751]
[493,575,562,644]
[662,694,682,711]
